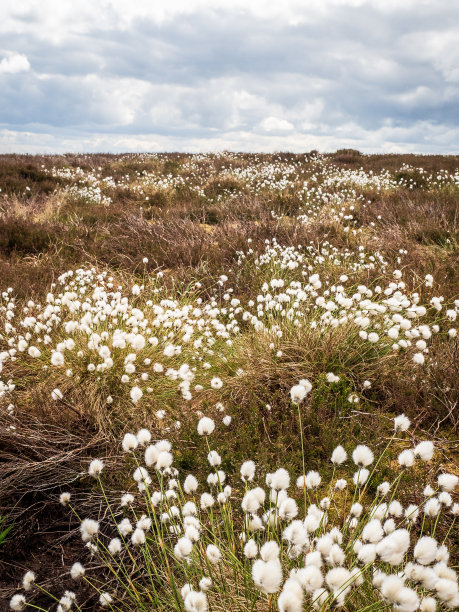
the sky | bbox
[1,0,459,154]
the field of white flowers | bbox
[0,151,457,611]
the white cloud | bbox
[258,117,295,132]
[0,0,458,152]
[0,52,30,74]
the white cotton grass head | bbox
[136,428,151,445]
[122,432,138,452]
[353,468,370,486]
[118,517,133,536]
[88,458,104,477]
[361,519,384,543]
[252,559,283,594]
[278,578,304,612]
[296,565,323,593]
[60,492,71,506]
[278,497,298,520]
[240,460,256,482]
[145,444,159,467]
[377,481,390,496]
[121,493,134,507]
[438,473,458,492]
[22,571,35,591]
[206,544,222,564]
[311,588,329,609]
[260,540,280,561]
[244,539,258,559]
[156,451,173,471]
[305,551,322,569]
[268,467,290,491]
[419,597,437,612]
[200,492,214,510]
[331,445,347,465]
[414,536,438,565]
[197,417,215,436]
[404,504,419,524]
[357,543,376,564]
[398,449,415,467]
[99,592,113,607]
[108,538,122,555]
[326,567,352,603]
[199,577,212,592]
[414,440,434,461]
[304,470,321,489]
[184,474,199,494]
[438,491,452,507]
[210,376,223,389]
[379,574,405,603]
[424,498,441,517]
[335,478,347,491]
[290,379,312,403]
[130,386,143,403]
[174,537,193,560]
[352,445,374,467]
[10,594,26,611]
[131,528,146,546]
[133,466,151,485]
[57,591,76,611]
[184,590,208,612]
[375,529,410,565]
[80,518,99,542]
[394,414,411,432]
[207,450,221,466]
[69,561,86,580]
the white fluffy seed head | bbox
[252,559,283,594]
[184,474,199,494]
[136,428,151,445]
[206,544,222,564]
[268,468,290,491]
[174,537,193,559]
[260,540,280,562]
[331,445,347,464]
[244,539,258,559]
[240,460,256,482]
[398,449,414,467]
[438,473,458,492]
[352,445,374,467]
[414,536,438,565]
[122,432,138,452]
[99,592,113,607]
[131,528,146,546]
[70,562,85,580]
[130,386,143,403]
[361,519,384,543]
[414,441,434,461]
[184,591,208,612]
[394,414,411,432]
[80,518,99,542]
[376,529,410,565]
[88,459,104,477]
[22,571,36,591]
[10,594,26,611]
[197,417,215,436]
[108,538,122,555]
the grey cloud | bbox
[1,0,459,152]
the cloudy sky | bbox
[1,0,458,153]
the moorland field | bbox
[0,150,458,611]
